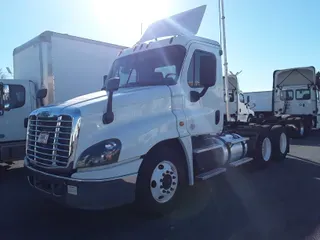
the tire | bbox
[253,125,273,168]
[135,145,187,216]
[303,117,312,136]
[247,115,253,123]
[270,125,289,161]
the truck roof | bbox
[273,66,316,87]
[13,30,128,56]
[118,35,220,59]
[118,4,220,57]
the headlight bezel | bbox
[76,138,121,169]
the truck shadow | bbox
[2,157,320,240]
[290,130,320,147]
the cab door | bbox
[0,80,35,143]
[237,92,249,122]
[180,42,224,136]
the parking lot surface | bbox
[1,132,320,240]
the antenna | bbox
[219,0,230,121]
[141,22,143,36]
[6,67,12,76]
[229,70,242,77]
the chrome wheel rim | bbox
[300,123,304,136]
[279,132,287,154]
[262,137,272,161]
[150,160,178,203]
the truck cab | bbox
[24,5,289,214]
[273,66,320,133]
[225,75,254,122]
[0,80,36,160]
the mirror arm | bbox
[199,86,209,98]
[102,91,114,124]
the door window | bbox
[9,84,26,109]
[239,93,245,103]
[295,89,311,100]
[187,50,217,88]
[280,90,294,101]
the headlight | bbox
[76,139,121,168]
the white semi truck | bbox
[22,5,292,214]
[0,31,127,163]
[225,74,255,122]
[245,67,320,137]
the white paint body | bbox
[0,31,126,144]
[244,91,272,113]
[225,75,254,122]
[25,6,271,211]
[273,67,319,125]
[27,35,226,183]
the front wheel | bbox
[135,145,187,216]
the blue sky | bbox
[0,0,319,92]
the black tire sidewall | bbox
[270,125,289,161]
[253,125,272,168]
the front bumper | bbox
[25,162,137,210]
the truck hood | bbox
[274,66,316,87]
[55,85,172,115]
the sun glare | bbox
[91,0,170,37]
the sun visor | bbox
[273,66,316,88]
[138,5,207,43]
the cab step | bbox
[229,157,253,167]
[195,167,226,180]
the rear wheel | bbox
[253,125,273,168]
[270,125,289,161]
[247,115,253,123]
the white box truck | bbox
[243,91,273,118]
[23,6,293,214]
[0,31,127,163]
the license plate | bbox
[37,132,49,144]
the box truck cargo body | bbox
[0,31,127,162]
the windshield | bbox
[108,45,186,88]
[295,89,311,100]
[280,89,294,101]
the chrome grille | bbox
[26,115,73,167]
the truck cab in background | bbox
[0,80,38,160]
[273,66,320,136]
[225,74,254,122]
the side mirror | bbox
[199,55,216,87]
[106,77,120,92]
[249,103,256,109]
[190,55,216,103]
[102,77,120,125]
[101,75,108,90]
[36,88,47,99]
[246,95,250,103]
